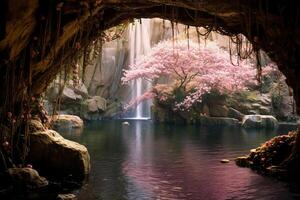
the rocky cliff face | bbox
[1,0,299,112]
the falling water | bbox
[127,19,152,119]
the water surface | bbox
[60,121,299,200]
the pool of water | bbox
[60,121,299,200]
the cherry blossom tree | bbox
[122,40,258,111]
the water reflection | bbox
[60,121,298,200]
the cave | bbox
[0,0,300,199]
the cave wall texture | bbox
[0,0,300,116]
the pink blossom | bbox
[124,91,156,110]
[122,40,259,110]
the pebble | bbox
[220,159,230,163]
[122,121,130,126]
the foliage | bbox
[122,40,258,111]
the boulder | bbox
[8,168,48,189]
[197,116,239,127]
[228,107,244,121]
[235,156,251,167]
[209,104,229,117]
[27,130,90,180]
[241,115,278,129]
[86,98,98,112]
[69,80,89,99]
[51,115,84,129]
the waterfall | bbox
[127,19,152,119]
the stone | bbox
[8,167,48,189]
[227,107,244,121]
[57,193,77,200]
[27,130,90,180]
[220,159,230,163]
[122,121,130,126]
[209,104,229,117]
[51,114,84,129]
[250,149,257,153]
[197,116,239,127]
[241,115,278,129]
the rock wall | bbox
[1,0,299,114]
[0,0,300,173]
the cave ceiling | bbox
[0,0,300,111]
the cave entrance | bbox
[1,1,300,199]
[45,18,297,124]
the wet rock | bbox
[242,115,278,129]
[236,131,297,177]
[235,156,250,167]
[8,168,48,189]
[57,193,77,200]
[27,130,90,180]
[52,115,84,129]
